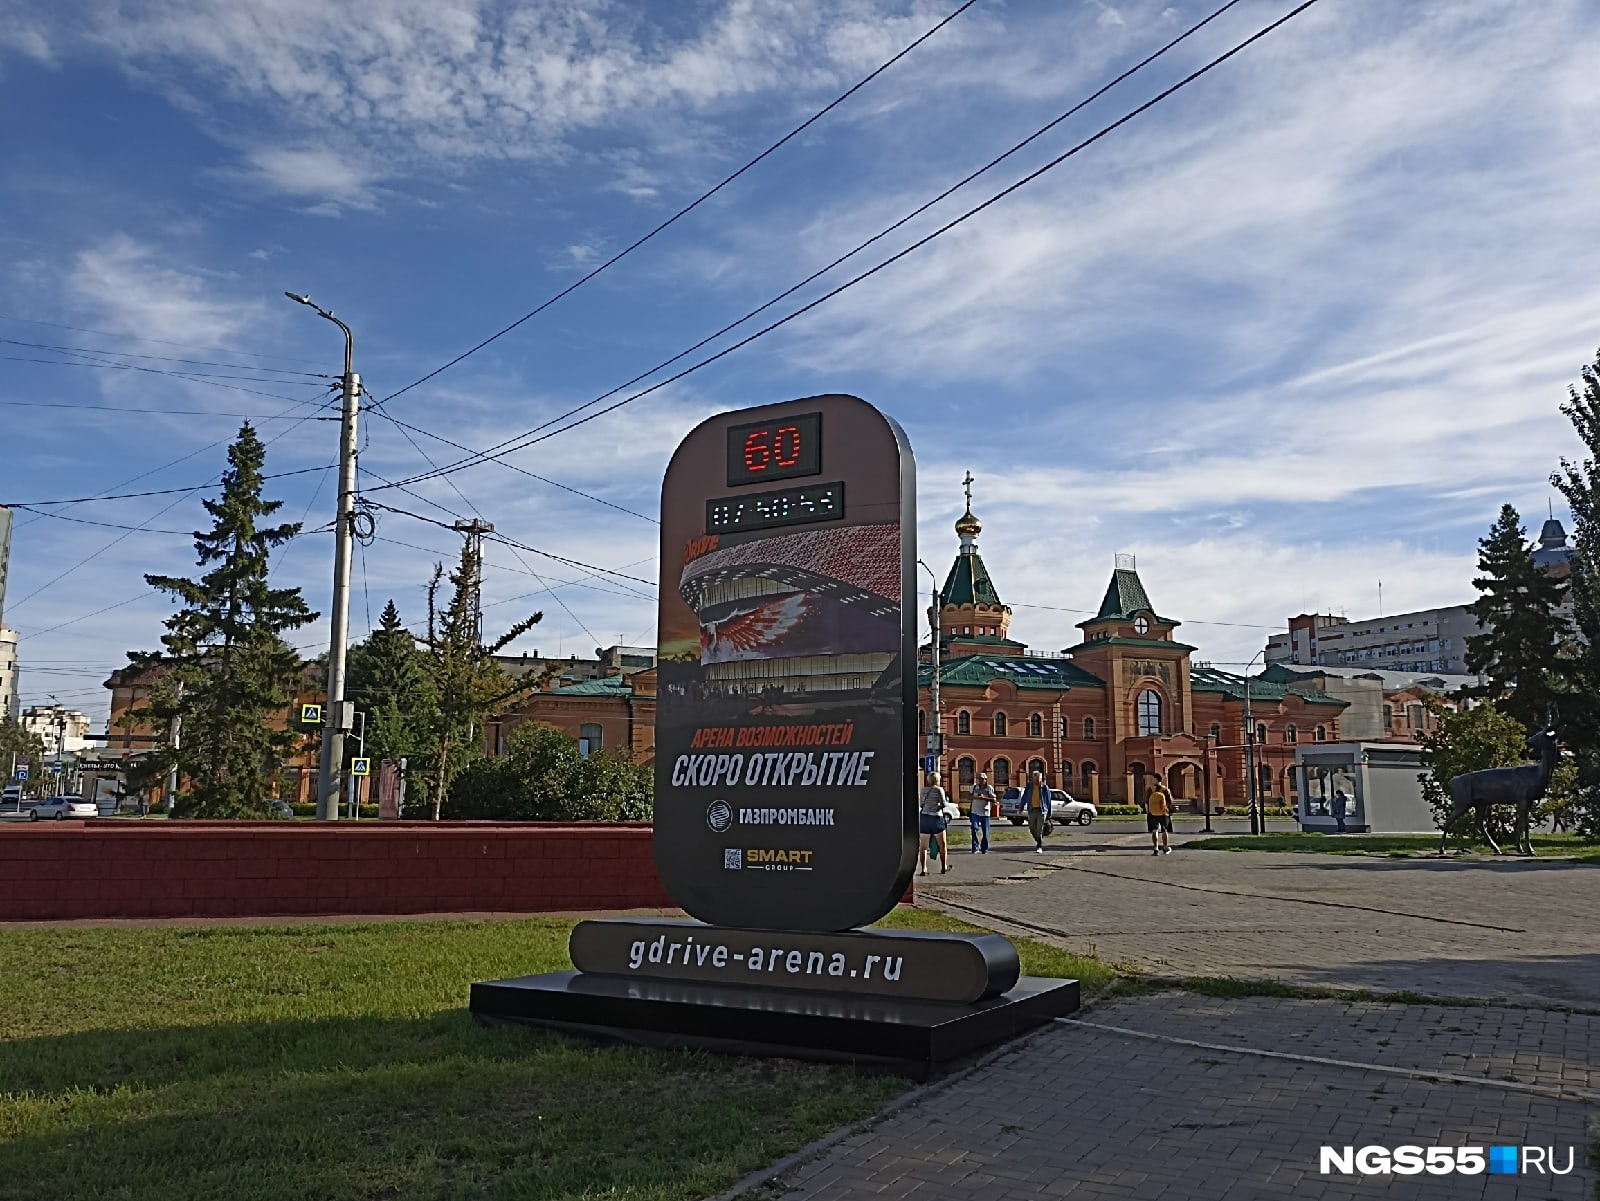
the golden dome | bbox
[955,507,982,538]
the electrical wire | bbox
[0,397,335,418]
[0,311,325,365]
[8,506,197,535]
[6,463,339,507]
[0,352,328,404]
[372,0,1315,493]
[0,335,326,377]
[377,0,982,407]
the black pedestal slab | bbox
[470,971,1079,1080]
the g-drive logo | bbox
[1320,1146,1574,1177]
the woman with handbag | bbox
[918,772,952,875]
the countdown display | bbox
[657,394,916,932]
[705,482,843,535]
[725,412,822,486]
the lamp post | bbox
[1241,649,1265,834]
[286,292,359,820]
[917,559,942,787]
[1201,732,1215,833]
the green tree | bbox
[415,542,543,819]
[443,722,652,821]
[346,599,431,771]
[0,718,46,794]
[1463,504,1565,731]
[1551,347,1600,836]
[127,423,317,818]
[1419,699,1529,845]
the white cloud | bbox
[245,145,379,207]
[68,234,269,349]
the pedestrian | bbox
[1146,780,1173,855]
[918,772,951,875]
[1332,788,1349,834]
[969,771,996,854]
[1021,769,1051,852]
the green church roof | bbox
[551,676,633,696]
[941,550,1004,609]
[1079,565,1179,627]
[1189,666,1347,708]
[919,654,1106,691]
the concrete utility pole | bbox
[286,292,359,820]
[918,559,941,785]
[452,519,495,647]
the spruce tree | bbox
[416,541,544,819]
[128,423,317,817]
[1463,503,1564,731]
[346,599,430,770]
[1552,347,1600,834]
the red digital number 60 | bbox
[744,430,770,472]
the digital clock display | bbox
[726,412,822,486]
[706,482,844,534]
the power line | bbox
[9,506,197,535]
[0,311,325,366]
[0,335,325,376]
[377,0,981,407]
[374,0,1312,493]
[0,397,334,418]
[367,534,653,602]
[369,406,656,523]
[6,463,338,507]
[1010,602,1277,630]
[0,352,329,404]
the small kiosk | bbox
[1295,742,1430,834]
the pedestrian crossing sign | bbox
[350,758,370,777]
[300,703,322,726]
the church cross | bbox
[962,470,974,510]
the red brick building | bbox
[918,498,1347,810]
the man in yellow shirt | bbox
[1146,781,1174,856]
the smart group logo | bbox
[1319,1146,1575,1177]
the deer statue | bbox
[1437,725,1559,857]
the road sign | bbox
[922,755,936,773]
[655,394,915,932]
[300,703,322,725]
[350,757,370,777]
[16,755,28,765]
[12,769,26,782]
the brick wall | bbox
[0,822,675,921]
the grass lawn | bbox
[0,910,1103,1201]
[1182,831,1599,858]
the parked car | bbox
[1050,789,1097,826]
[267,799,295,819]
[26,796,99,821]
[1,785,23,812]
[997,787,1053,835]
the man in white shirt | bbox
[969,772,996,854]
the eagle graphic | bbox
[699,593,808,663]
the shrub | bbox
[443,723,652,821]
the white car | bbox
[1049,789,1097,826]
[26,796,98,821]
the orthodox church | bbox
[918,484,1347,809]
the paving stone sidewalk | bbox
[758,994,1598,1201]
[917,836,1600,1008]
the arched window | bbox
[1408,703,1425,731]
[1382,704,1393,729]
[1083,716,1095,740]
[918,709,927,735]
[1255,722,1267,745]
[1060,716,1070,738]
[1314,725,1327,742]
[1285,724,1298,744]
[957,757,975,788]
[992,758,1011,788]
[993,712,1007,736]
[1029,713,1043,738]
[1283,766,1298,796]
[1027,757,1047,780]
[578,723,602,758]
[1080,761,1098,793]
[957,710,971,735]
[1209,722,1221,739]
[1136,689,1163,737]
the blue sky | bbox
[2,0,1598,724]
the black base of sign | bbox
[469,970,1079,1080]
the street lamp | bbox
[1241,649,1266,835]
[917,560,942,788]
[286,291,359,820]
